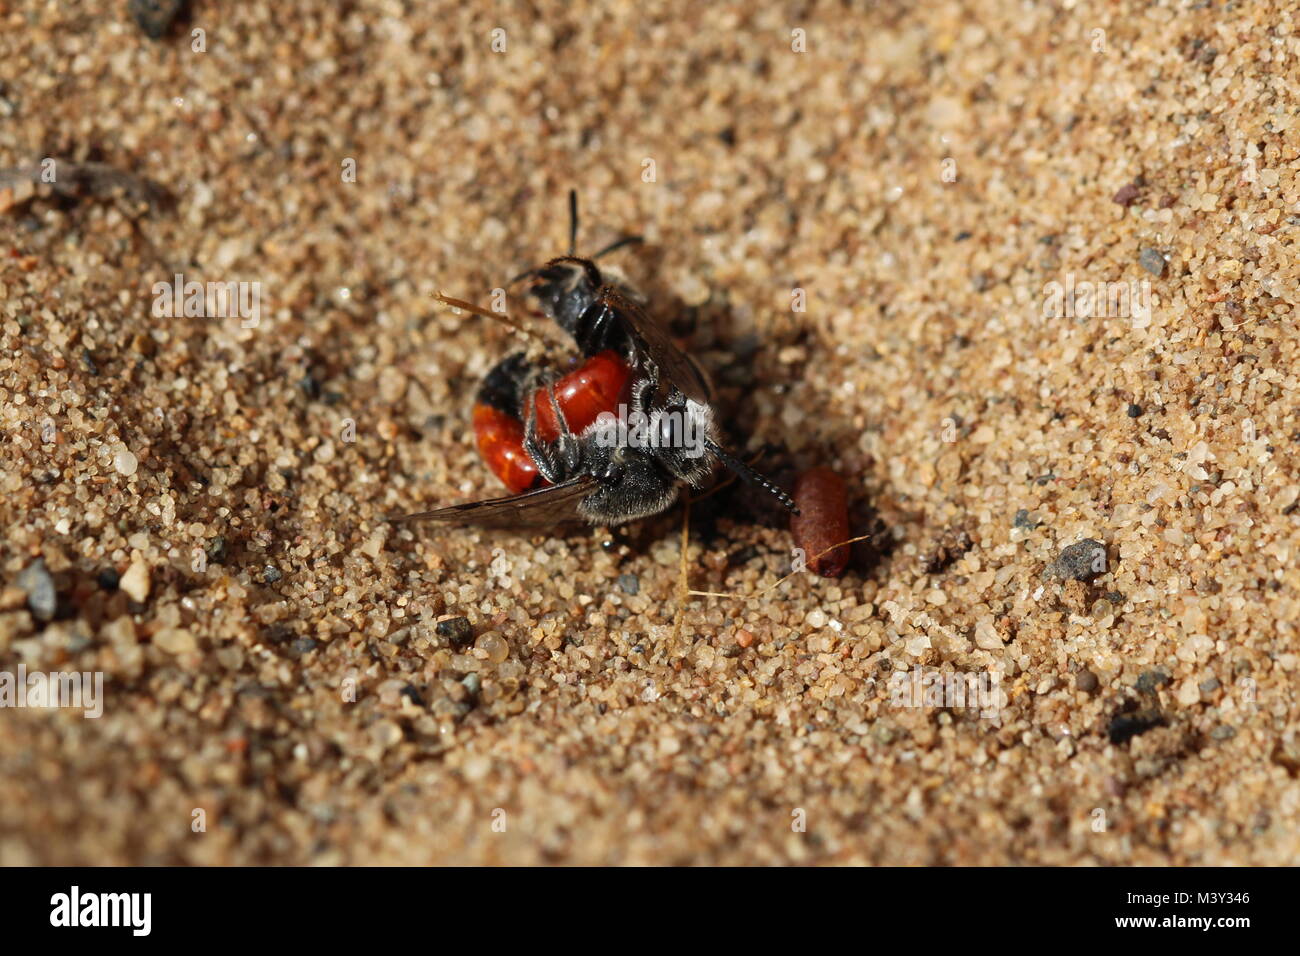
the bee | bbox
[396,192,796,528]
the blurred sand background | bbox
[1,0,1298,864]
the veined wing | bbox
[390,476,597,528]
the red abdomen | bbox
[473,404,541,494]
[473,350,634,494]
[532,350,633,442]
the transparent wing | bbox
[390,476,597,528]
[599,290,711,404]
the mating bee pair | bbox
[397,192,797,529]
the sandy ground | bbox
[1,0,1298,865]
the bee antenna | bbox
[568,189,579,256]
[506,266,538,288]
[432,291,555,346]
[705,440,799,514]
[592,234,645,259]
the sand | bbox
[1,0,1298,864]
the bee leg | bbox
[522,387,567,484]
[544,383,583,473]
[629,374,656,418]
[574,301,625,356]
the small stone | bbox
[1138,247,1166,277]
[1045,538,1107,582]
[371,720,403,749]
[113,447,139,477]
[154,627,197,655]
[461,673,481,696]
[475,631,509,664]
[904,634,931,656]
[1135,669,1169,693]
[1199,676,1221,693]
[15,559,56,621]
[97,568,120,591]
[378,367,408,404]
[617,573,640,595]
[120,558,151,603]
[974,618,1003,650]
[205,536,227,565]
[1126,404,1143,418]
[1112,181,1143,206]
[262,565,282,584]
[735,629,755,649]
[1013,508,1038,530]
[1075,669,1099,693]
[0,586,27,612]
[128,0,184,40]
[102,616,137,646]
[1211,725,1237,741]
[437,616,474,648]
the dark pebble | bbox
[1013,508,1038,530]
[1199,676,1221,693]
[436,616,474,648]
[1046,538,1108,581]
[1135,669,1170,693]
[1126,403,1143,418]
[16,559,57,622]
[205,535,227,565]
[97,568,120,591]
[1138,247,1166,277]
[1075,670,1099,693]
[262,565,282,584]
[289,637,318,655]
[1211,725,1237,741]
[1112,182,1142,207]
[617,573,640,596]
[298,371,322,400]
[128,0,184,39]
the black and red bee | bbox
[397,192,796,528]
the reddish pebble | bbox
[735,629,755,649]
[790,467,851,578]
